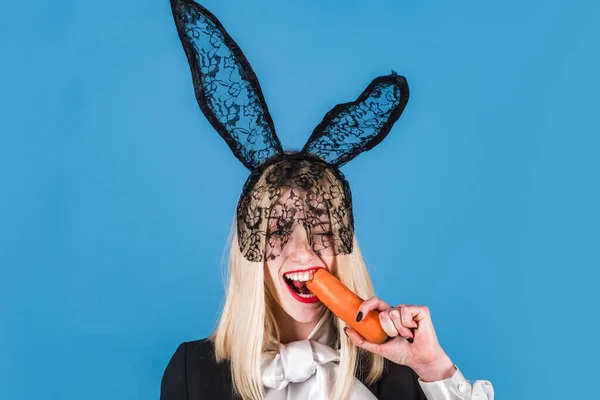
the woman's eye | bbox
[314,231,333,237]
[269,229,288,237]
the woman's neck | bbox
[273,305,322,344]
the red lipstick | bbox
[283,266,324,304]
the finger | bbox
[344,326,383,355]
[388,308,416,340]
[378,309,402,338]
[356,297,391,322]
[404,305,432,325]
[400,306,419,329]
[394,304,419,329]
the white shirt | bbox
[260,314,494,399]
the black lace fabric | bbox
[170,0,410,262]
[303,74,409,167]
[237,153,354,262]
[171,0,283,170]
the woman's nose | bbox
[288,227,314,264]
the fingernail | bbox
[356,311,363,322]
[406,337,414,343]
[343,327,348,336]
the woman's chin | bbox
[273,287,325,323]
[282,302,324,323]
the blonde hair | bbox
[209,162,385,400]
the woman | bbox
[162,1,494,399]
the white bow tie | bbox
[260,316,377,400]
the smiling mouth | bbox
[283,268,319,298]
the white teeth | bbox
[285,270,316,282]
[298,293,316,298]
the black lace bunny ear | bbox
[302,73,409,167]
[171,0,283,170]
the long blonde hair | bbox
[209,162,385,400]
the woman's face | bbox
[264,203,336,324]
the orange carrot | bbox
[306,269,388,344]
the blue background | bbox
[1,0,598,399]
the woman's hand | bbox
[345,297,457,382]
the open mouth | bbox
[283,268,320,299]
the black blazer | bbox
[160,339,428,400]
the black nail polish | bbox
[356,311,363,322]
[343,327,348,336]
[406,337,414,343]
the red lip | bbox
[285,283,321,303]
[283,266,324,304]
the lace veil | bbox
[170,0,410,262]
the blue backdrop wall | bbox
[1,0,598,399]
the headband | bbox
[171,0,410,262]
